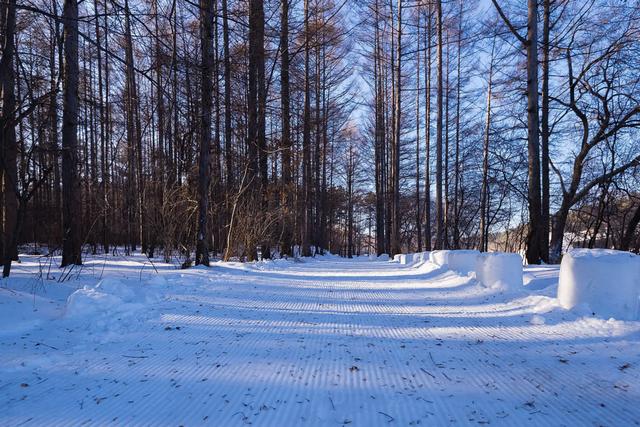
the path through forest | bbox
[1,255,639,426]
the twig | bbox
[420,367,436,379]
[378,411,394,422]
[34,342,59,350]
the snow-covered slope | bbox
[1,253,639,426]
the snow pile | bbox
[66,278,137,319]
[429,250,449,267]
[448,250,480,275]
[65,276,167,338]
[377,253,390,261]
[558,249,640,320]
[397,254,414,265]
[412,251,430,265]
[475,252,523,290]
[429,250,480,274]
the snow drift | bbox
[377,253,390,261]
[475,252,523,290]
[412,251,430,265]
[448,250,480,275]
[429,250,480,275]
[396,254,414,265]
[558,249,640,320]
[429,250,449,267]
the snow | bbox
[558,249,640,321]
[429,249,449,267]
[376,253,390,261]
[393,253,414,265]
[475,252,523,290]
[429,250,480,275]
[412,251,430,265]
[448,249,481,275]
[1,252,640,426]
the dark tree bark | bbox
[423,2,432,251]
[0,0,18,275]
[491,0,543,264]
[280,0,293,257]
[415,10,421,253]
[390,0,402,256]
[479,38,495,252]
[620,203,640,251]
[60,0,82,267]
[254,0,269,259]
[301,0,312,257]
[195,0,214,266]
[123,0,142,253]
[94,0,109,254]
[452,0,463,249]
[373,0,385,255]
[434,0,444,250]
[524,0,543,265]
[540,0,551,262]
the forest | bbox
[0,0,639,273]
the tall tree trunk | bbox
[540,0,551,262]
[525,0,542,264]
[60,0,82,267]
[347,147,354,258]
[415,10,422,252]
[390,0,402,256]
[222,0,232,189]
[123,0,140,253]
[453,0,463,249]
[444,33,450,249]
[0,0,18,275]
[255,0,269,259]
[301,0,312,257]
[434,0,444,250]
[280,0,292,257]
[479,39,495,252]
[314,8,322,252]
[195,0,214,266]
[94,0,109,254]
[490,0,542,263]
[212,0,222,255]
[423,3,432,251]
[48,3,62,249]
[373,0,385,255]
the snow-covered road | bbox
[1,255,639,426]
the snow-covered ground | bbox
[1,253,639,426]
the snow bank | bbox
[448,250,480,275]
[66,286,125,318]
[475,252,523,290]
[558,249,640,320]
[391,252,429,265]
[65,276,167,330]
[413,251,430,265]
[377,253,390,261]
[66,278,144,318]
[395,254,414,265]
[429,250,449,267]
[429,250,480,274]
